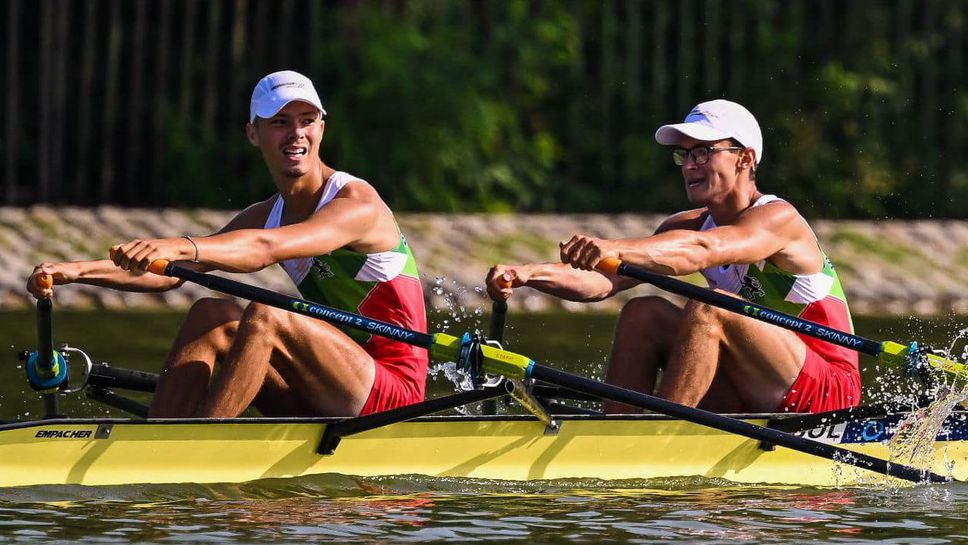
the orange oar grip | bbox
[109,248,170,276]
[497,276,513,289]
[37,274,54,290]
[148,260,170,275]
[596,257,621,275]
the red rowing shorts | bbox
[775,348,862,413]
[359,359,425,416]
[356,332,428,416]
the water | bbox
[1,476,968,543]
[1,309,968,543]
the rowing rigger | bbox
[129,259,949,484]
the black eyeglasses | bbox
[672,145,745,166]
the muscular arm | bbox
[525,263,638,302]
[25,203,272,298]
[193,182,392,272]
[27,260,184,299]
[486,261,640,303]
[113,182,397,274]
[617,202,817,274]
[563,202,819,276]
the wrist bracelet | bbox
[181,235,200,263]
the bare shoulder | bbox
[332,177,384,203]
[321,177,394,227]
[218,195,278,232]
[738,198,806,230]
[654,208,707,234]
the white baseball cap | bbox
[655,99,763,164]
[249,70,326,123]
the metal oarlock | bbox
[456,332,487,389]
[904,342,956,388]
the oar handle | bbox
[28,275,68,409]
[484,276,514,415]
[489,276,513,344]
[37,274,54,291]
[108,248,171,276]
[35,275,54,361]
[148,260,171,275]
[596,257,621,276]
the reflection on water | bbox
[0,474,966,543]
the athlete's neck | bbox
[706,187,762,226]
[276,163,337,221]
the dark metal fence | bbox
[2,0,332,206]
[2,1,966,217]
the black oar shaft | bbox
[162,264,436,349]
[489,300,508,344]
[529,364,946,484]
[36,296,61,419]
[482,300,508,415]
[612,261,883,357]
[36,299,53,374]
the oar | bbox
[140,258,947,483]
[594,257,966,381]
[489,288,509,344]
[482,276,512,415]
[27,274,67,418]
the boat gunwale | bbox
[1,407,963,431]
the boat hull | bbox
[1,414,963,488]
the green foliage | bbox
[153,0,968,218]
[317,1,574,212]
[161,114,273,208]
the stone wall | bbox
[3,206,968,315]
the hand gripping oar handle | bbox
[484,276,514,414]
[35,275,55,377]
[28,274,67,417]
[596,258,966,381]
[141,258,946,483]
[489,276,513,344]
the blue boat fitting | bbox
[456,332,487,388]
[901,341,920,378]
[25,349,68,391]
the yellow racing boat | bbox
[10,258,966,489]
[2,406,966,488]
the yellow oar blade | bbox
[879,341,968,379]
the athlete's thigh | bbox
[263,309,376,413]
[717,310,807,411]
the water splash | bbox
[883,327,968,481]
[888,385,968,479]
[429,277,485,332]
[427,362,476,394]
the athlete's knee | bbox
[618,296,676,329]
[240,301,290,333]
[187,297,243,322]
[682,300,727,334]
[180,297,242,343]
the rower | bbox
[26,70,429,419]
[486,99,860,415]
